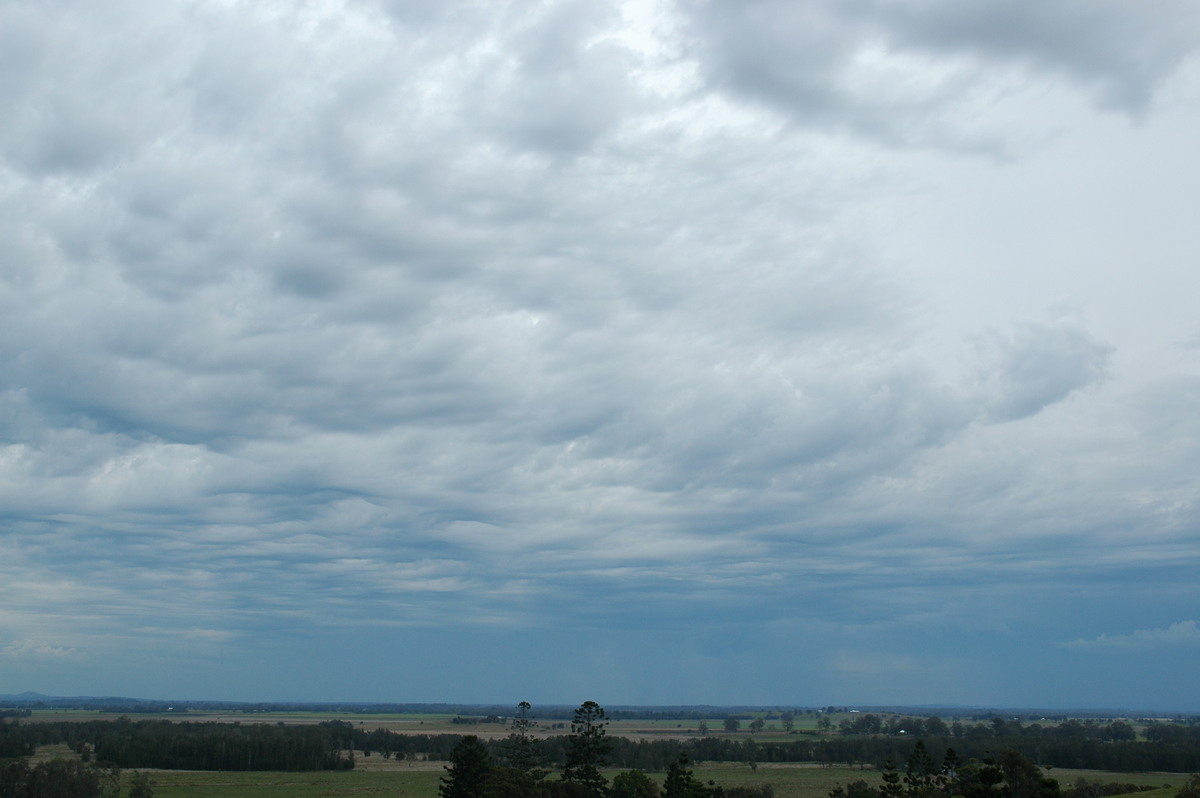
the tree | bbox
[941,748,962,787]
[0,759,110,798]
[724,716,741,733]
[503,700,543,777]
[563,701,611,795]
[749,717,765,735]
[782,712,795,733]
[925,717,950,738]
[612,769,662,798]
[1176,774,1200,798]
[904,741,938,798]
[699,721,709,736]
[1000,749,1058,798]
[541,783,598,798]
[440,735,493,798]
[955,755,1006,798]
[127,771,155,798]
[484,766,540,798]
[1107,722,1135,742]
[879,758,905,798]
[663,753,721,798]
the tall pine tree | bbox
[562,701,611,795]
[439,735,492,798]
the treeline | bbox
[518,731,1199,774]
[1147,726,1200,744]
[400,726,1200,773]
[5,713,1200,775]
[1,717,351,772]
[837,715,1141,742]
[0,721,34,759]
[676,735,1200,774]
[92,719,353,771]
[1,759,120,798]
[11,718,1198,774]
[5,716,498,772]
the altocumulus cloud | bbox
[1,0,1199,708]
[1063,621,1200,650]
[1,640,80,660]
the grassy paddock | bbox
[125,766,838,798]
[129,769,443,798]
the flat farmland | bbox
[25,708,759,741]
[125,769,443,798]
[22,710,1196,798]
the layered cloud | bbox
[1,0,1198,706]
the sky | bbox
[2,0,1199,712]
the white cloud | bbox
[1063,621,1200,650]
[1,639,80,660]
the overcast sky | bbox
[3,0,1199,711]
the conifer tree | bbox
[503,700,544,778]
[905,740,938,798]
[562,701,611,795]
[439,735,492,798]
[880,758,905,798]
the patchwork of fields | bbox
[16,710,1196,798]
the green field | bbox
[127,769,443,798]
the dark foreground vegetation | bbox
[439,707,1200,798]
[1,717,352,772]
[822,742,1200,798]
[0,758,153,798]
[437,701,774,797]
